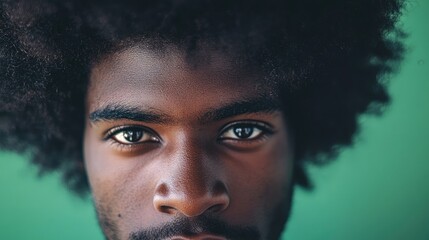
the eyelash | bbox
[104,125,160,145]
[218,121,274,142]
[104,121,274,150]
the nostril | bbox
[159,205,176,214]
[154,183,177,214]
[153,180,230,216]
[207,204,225,213]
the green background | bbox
[1,1,428,239]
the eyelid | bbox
[103,125,161,143]
[218,120,275,138]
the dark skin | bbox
[83,45,294,240]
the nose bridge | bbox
[153,133,229,217]
[174,138,212,196]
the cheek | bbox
[83,126,121,197]
[224,131,294,226]
[253,135,294,236]
[83,127,158,233]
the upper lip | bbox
[169,234,227,240]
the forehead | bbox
[86,45,278,116]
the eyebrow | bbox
[89,96,281,124]
[89,105,171,123]
[198,97,281,123]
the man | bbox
[0,0,404,239]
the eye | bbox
[106,126,159,145]
[219,121,273,141]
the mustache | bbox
[129,215,260,240]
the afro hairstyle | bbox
[0,0,405,195]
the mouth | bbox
[169,234,227,240]
[127,215,260,240]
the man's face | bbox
[83,46,294,240]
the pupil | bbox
[123,130,143,142]
[234,126,253,138]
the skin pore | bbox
[83,45,294,240]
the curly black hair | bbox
[0,0,405,195]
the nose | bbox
[153,142,230,217]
